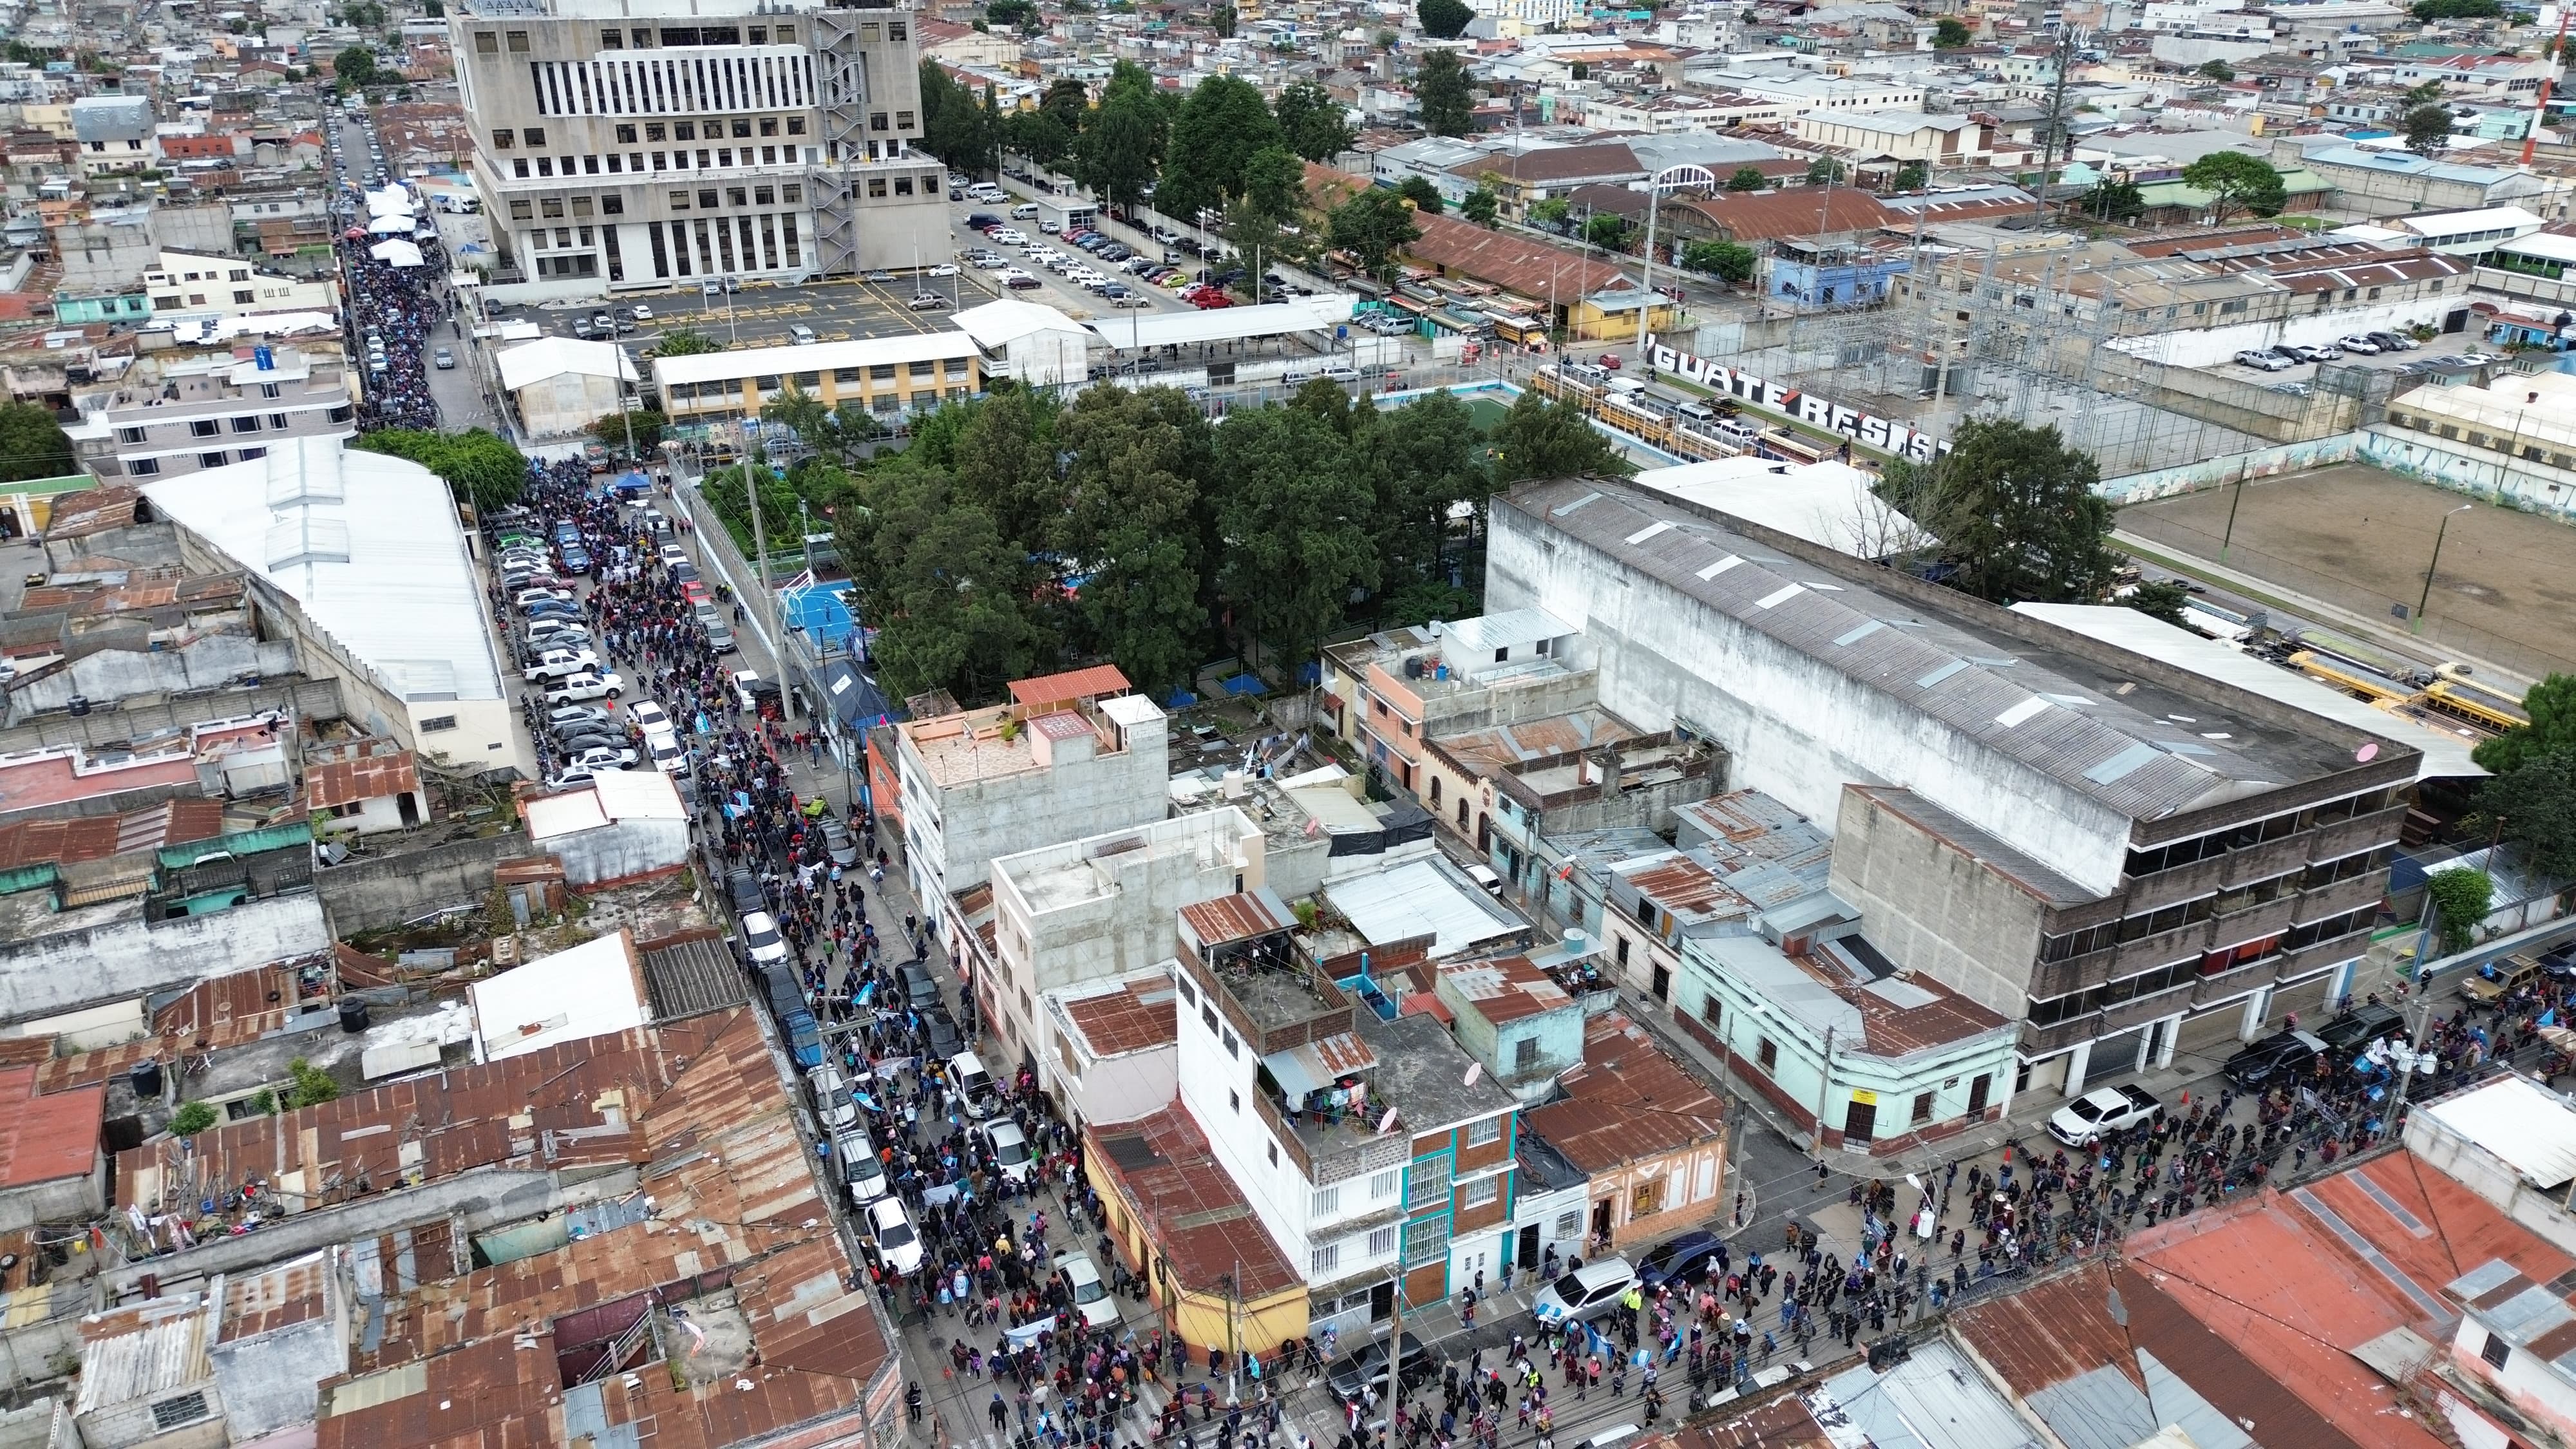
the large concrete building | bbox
[65,347,357,484]
[448,0,950,298]
[1487,477,2410,1101]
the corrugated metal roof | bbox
[1822,1339,2043,1449]
[1509,478,2345,824]
[2420,1075,2576,1189]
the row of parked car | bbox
[2231,330,2421,371]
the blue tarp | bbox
[1164,690,1200,709]
[611,470,650,495]
[1220,673,1267,697]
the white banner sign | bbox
[1645,336,1949,463]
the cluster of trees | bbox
[2468,676,2576,891]
[818,383,1624,705]
[2179,151,2287,222]
[353,428,528,511]
[1875,419,2120,607]
[920,59,1365,221]
[332,44,380,93]
[2409,0,2502,18]
[0,402,75,482]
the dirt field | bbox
[2121,463,2576,682]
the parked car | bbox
[544,671,624,704]
[570,744,638,770]
[523,649,602,682]
[1056,1252,1121,1329]
[2045,1083,2160,1148]
[2314,1001,2405,1056]
[2463,951,2547,1005]
[1326,1332,1433,1406]
[898,963,941,1010]
[822,817,859,867]
[910,292,951,310]
[546,703,613,732]
[2234,349,2293,372]
[1533,1259,1638,1325]
[922,1009,964,1060]
[631,303,654,321]
[433,348,455,369]
[740,910,789,966]
[554,730,626,756]
[867,1197,924,1274]
[2367,330,2418,352]
[1633,1230,1725,1289]
[2222,1029,2329,1088]
[725,866,766,916]
[984,1119,1034,1184]
[2336,334,2383,354]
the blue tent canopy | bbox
[1220,673,1267,697]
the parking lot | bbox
[2216,330,2496,384]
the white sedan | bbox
[2046,1083,2161,1148]
[925,263,958,276]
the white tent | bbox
[369,237,424,268]
[366,214,411,235]
[366,184,415,216]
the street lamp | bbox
[2412,502,2472,633]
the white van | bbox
[1010,202,1039,219]
[949,1051,998,1119]
[969,182,1005,202]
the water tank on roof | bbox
[129,1059,162,1099]
[337,997,371,1034]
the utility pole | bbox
[1812,1023,1836,1159]
[2525,4,2572,167]
[2033,24,2085,225]
[2387,989,2435,1132]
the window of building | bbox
[1757,1037,1778,1074]
[1311,1242,1340,1276]
[1311,1184,1341,1217]
[199,452,227,469]
[755,185,775,205]
[1466,1117,1501,1147]
[615,124,638,144]
[760,117,780,138]
[896,109,915,129]
[513,158,531,179]
[895,177,914,196]
[230,415,260,433]
[1369,1168,1400,1200]
[1404,1217,1448,1265]
[600,26,623,48]
[506,29,529,52]
[1408,1157,1452,1210]
[475,30,499,54]
[782,184,802,204]
[116,426,144,444]
[2483,1332,2512,1369]
[524,128,547,147]
[151,1395,211,1432]
[777,23,795,42]
[871,363,898,382]
[1912,1092,1934,1125]
[126,457,160,476]
[1615,936,1630,968]
[1461,1176,1499,1208]
[1630,1179,1661,1217]
[675,122,697,141]
[1267,1141,1278,1166]
[670,191,692,211]
[748,25,768,43]
[190,419,220,437]
[788,117,808,135]
[889,21,908,39]
[491,128,514,149]
[867,177,888,198]
[1513,1037,1540,1072]
[1229,1088,1240,1114]
[699,189,719,209]
[732,118,753,138]
[1369,1225,1399,1257]
[509,198,533,220]
[541,198,565,218]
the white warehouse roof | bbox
[469,929,649,1063]
[144,436,505,704]
[648,330,978,390]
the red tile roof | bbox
[1677,188,1899,243]
[0,1066,100,1188]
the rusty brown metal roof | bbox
[1437,956,1573,1025]
[1948,1259,2146,1397]
[1061,974,1180,1058]
[1087,1106,1300,1300]
[1008,664,1130,709]
[221,1252,332,1340]
[307,743,422,815]
[1525,1015,1724,1173]
[1177,891,1294,949]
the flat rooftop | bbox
[1355,1010,1517,1130]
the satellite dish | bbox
[2356,742,2380,762]
[1463,1062,1482,1086]
[1376,1107,1400,1135]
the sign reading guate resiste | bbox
[1644,336,1950,463]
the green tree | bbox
[920,62,1001,176]
[2122,579,2194,627]
[169,1101,218,1137]
[2402,79,2447,106]
[986,0,1036,26]
[2403,102,2455,157]
[1007,107,1077,170]
[1891,159,1928,191]
[2197,59,2234,81]
[1530,196,1571,227]
[1329,188,1423,279]
[1584,213,1629,251]
[865,474,1045,704]
[650,325,724,357]
[0,401,75,481]
[285,1056,339,1109]
[1492,390,1631,482]
[588,407,667,459]
[1461,184,1500,227]
[352,428,526,512]
[1210,3,1238,36]
[1887,417,2116,605]
[1358,390,1488,606]
[1213,405,1377,676]
[2410,0,2501,17]
[2473,675,2576,775]
[1273,80,1358,162]
[1041,77,1091,131]
[1240,144,1308,227]
[1155,75,1281,225]
[2179,151,2287,222]
[2085,178,2146,223]
[1727,166,1766,192]
[1077,80,1167,211]
[2424,866,2494,954]
[1396,175,1444,215]
[949,384,1061,553]
[1933,16,1971,46]
[1418,0,1475,37]
[1681,239,1756,284]
[2476,748,2576,881]
[334,44,377,90]
[1806,156,1848,185]
[1416,49,1475,137]
[1056,386,1215,697]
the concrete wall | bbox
[0,676,343,753]
[909,724,1170,899]
[6,638,297,719]
[312,830,530,934]
[2099,433,2362,505]
[1827,790,2050,1019]
[209,1301,345,1441]
[2355,426,2576,523]
[511,370,623,440]
[1485,500,2139,896]
[0,893,328,1021]
[0,1162,103,1235]
[546,818,687,888]
[2403,1107,2576,1260]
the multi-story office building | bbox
[66,348,356,482]
[448,0,951,297]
